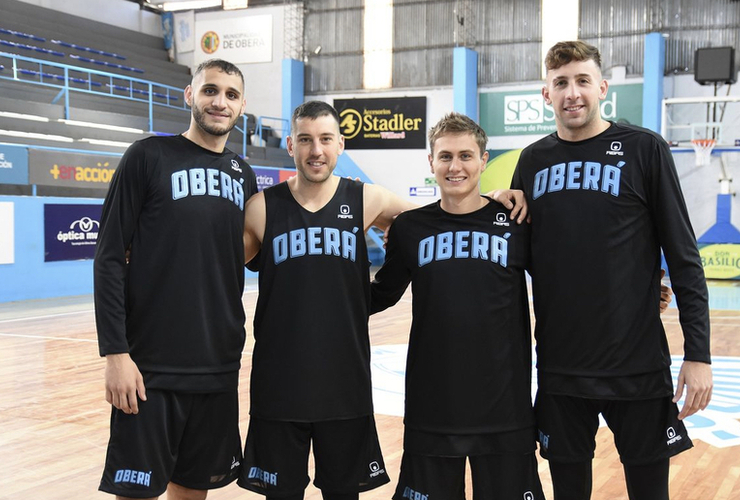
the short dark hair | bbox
[193,59,244,88]
[291,101,340,133]
[545,41,602,72]
[428,112,488,157]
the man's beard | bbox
[192,103,237,137]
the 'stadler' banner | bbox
[334,97,426,150]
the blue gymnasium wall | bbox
[0,195,101,302]
[0,195,258,303]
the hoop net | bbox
[691,139,716,167]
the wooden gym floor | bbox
[0,278,739,499]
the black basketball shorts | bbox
[392,451,545,500]
[99,389,242,498]
[238,415,390,497]
[535,393,693,465]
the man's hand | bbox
[659,269,673,313]
[673,360,713,420]
[105,353,147,415]
[487,189,528,224]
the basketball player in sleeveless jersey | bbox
[236,100,412,500]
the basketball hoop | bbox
[691,139,716,167]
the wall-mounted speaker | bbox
[694,46,737,85]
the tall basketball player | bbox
[511,41,713,500]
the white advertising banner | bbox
[174,10,196,54]
[194,14,273,64]
[0,202,14,264]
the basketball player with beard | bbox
[95,59,257,500]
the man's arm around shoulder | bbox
[363,183,417,232]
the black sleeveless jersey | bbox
[371,198,534,435]
[250,178,373,421]
[511,122,710,398]
[94,134,257,392]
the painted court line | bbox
[0,332,97,343]
[0,309,95,324]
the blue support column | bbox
[642,33,665,133]
[282,58,304,147]
[453,47,478,122]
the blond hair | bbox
[428,112,487,157]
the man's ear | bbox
[286,135,295,157]
[184,85,193,107]
[338,134,345,156]
[542,85,551,105]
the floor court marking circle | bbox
[371,345,740,449]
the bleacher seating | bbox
[15,67,103,87]
[0,38,65,57]
[0,0,190,87]
[0,0,289,186]
[69,54,143,74]
[0,24,139,76]
[0,26,45,42]
[105,83,179,101]
[0,0,193,132]
[51,39,126,60]
[0,27,144,74]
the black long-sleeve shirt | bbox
[94,135,257,392]
[511,122,710,398]
[371,199,534,434]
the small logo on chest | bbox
[606,141,624,156]
[493,212,510,227]
[338,204,354,219]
